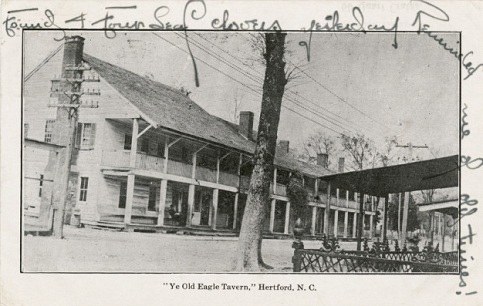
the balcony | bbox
[101,151,240,188]
[102,151,165,172]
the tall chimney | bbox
[338,157,345,173]
[61,36,85,77]
[239,111,254,140]
[278,140,290,154]
[317,153,328,168]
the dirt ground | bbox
[22,226,360,273]
[22,226,455,273]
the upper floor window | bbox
[79,177,89,202]
[157,141,165,158]
[75,123,96,150]
[44,119,55,143]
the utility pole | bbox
[48,36,99,238]
[396,142,428,243]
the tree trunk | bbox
[235,32,287,271]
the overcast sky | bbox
[24,30,459,161]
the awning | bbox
[320,155,459,196]
[418,199,459,219]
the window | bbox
[24,123,29,138]
[119,181,127,208]
[148,184,157,211]
[79,177,89,201]
[39,174,44,197]
[124,134,132,150]
[44,119,55,143]
[141,138,149,153]
[75,123,96,150]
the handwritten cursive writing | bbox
[457,224,477,295]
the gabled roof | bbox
[84,54,256,155]
[82,53,333,177]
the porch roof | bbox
[319,155,459,196]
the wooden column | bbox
[401,191,410,242]
[333,209,339,238]
[369,214,374,238]
[157,179,168,225]
[357,192,364,251]
[382,195,389,241]
[186,184,195,227]
[441,213,446,252]
[233,193,239,230]
[324,181,331,236]
[273,167,277,194]
[352,212,357,238]
[343,211,349,238]
[124,118,138,225]
[311,206,317,236]
[269,198,276,233]
[211,189,219,230]
[284,201,290,234]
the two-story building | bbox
[23,36,376,239]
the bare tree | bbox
[300,130,338,169]
[339,133,378,170]
[235,32,287,271]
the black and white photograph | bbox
[22,30,460,273]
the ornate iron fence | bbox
[293,249,458,273]
[292,235,458,273]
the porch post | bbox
[269,198,276,233]
[352,212,357,238]
[187,150,197,227]
[157,179,168,226]
[369,214,374,238]
[310,206,317,236]
[357,192,364,251]
[382,195,389,241]
[124,118,138,225]
[402,191,410,243]
[124,175,135,224]
[211,189,219,230]
[186,184,195,227]
[233,193,239,230]
[273,167,277,194]
[324,181,331,236]
[441,213,446,252]
[333,209,339,238]
[343,211,349,238]
[284,201,291,234]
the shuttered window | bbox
[75,123,96,150]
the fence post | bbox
[292,218,305,272]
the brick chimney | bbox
[317,153,328,168]
[278,140,290,154]
[338,157,345,173]
[61,36,85,77]
[239,111,254,140]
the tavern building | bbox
[23,36,377,238]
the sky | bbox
[24,30,460,162]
